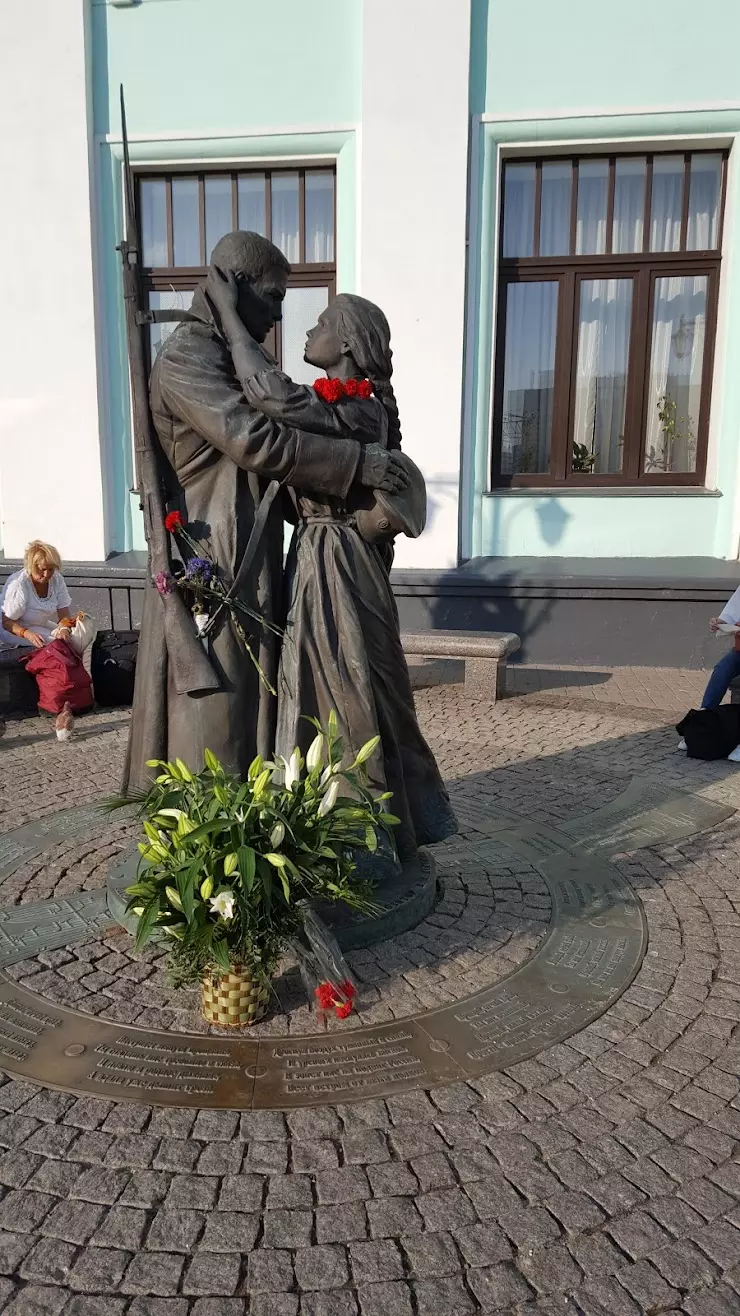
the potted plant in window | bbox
[646,393,697,474]
[571,442,596,473]
[106,715,395,1026]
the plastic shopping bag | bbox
[52,612,98,656]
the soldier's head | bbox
[209,232,290,343]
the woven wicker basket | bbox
[200,965,270,1027]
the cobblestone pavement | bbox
[409,659,711,718]
[506,665,709,716]
[2,683,740,1313]
[9,846,550,1039]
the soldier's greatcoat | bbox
[123,290,361,791]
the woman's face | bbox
[304,307,344,371]
[30,560,55,588]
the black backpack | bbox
[0,647,39,715]
[91,630,138,707]
[676,706,740,760]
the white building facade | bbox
[3,0,740,666]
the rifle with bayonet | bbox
[118,85,219,697]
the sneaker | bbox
[677,738,687,751]
[728,745,740,763]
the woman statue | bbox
[206,270,458,888]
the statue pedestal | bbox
[106,848,438,955]
[314,849,438,951]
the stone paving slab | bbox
[0,777,652,1106]
[410,658,712,717]
[0,696,739,1309]
[506,664,710,715]
[4,735,732,1105]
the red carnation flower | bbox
[357,379,374,400]
[313,377,350,405]
[314,982,336,1010]
[342,377,359,398]
[164,511,184,533]
[334,980,356,1019]
[314,978,356,1018]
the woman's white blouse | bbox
[720,586,740,627]
[0,569,72,647]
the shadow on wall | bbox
[533,499,572,549]
[421,475,460,550]
[426,495,573,664]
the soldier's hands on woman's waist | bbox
[357,444,409,493]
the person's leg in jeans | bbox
[701,648,740,708]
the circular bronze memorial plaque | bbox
[0,778,729,1109]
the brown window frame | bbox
[492,150,727,489]
[135,164,337,366]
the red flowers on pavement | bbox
[314,982,335,1010]
[314,979,356,1019]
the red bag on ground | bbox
[23,639,93,715]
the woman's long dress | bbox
[244,371,458,866]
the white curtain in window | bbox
[539,163,571,257]
[573,280,632,474]
[687,155,721,250]
[271,175,299,263]
[644,276,707,473]
[612,160,646,253]
[140,181,167,267]
[501,282,558,474]
[502,165,535,258]
[281,286,330,385]
[205,178,232,262]
[576,162,608,255]
[305,173,335,263]
[171,179,200,267]
[650,158,684,252]
[238,175,267,236]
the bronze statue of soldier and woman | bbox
[123,228,458,913]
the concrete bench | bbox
[402,629,520,702]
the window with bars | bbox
[136,166,336,383]
[493,150,726,487]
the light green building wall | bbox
[472,0,740,117]
[466,0,740,560]
[92,0,361,552]
[94,0,740,563]
[92,0,361,137]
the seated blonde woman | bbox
[1,541,72,649]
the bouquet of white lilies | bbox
[105,713,397,998]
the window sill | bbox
[486,486,721,498]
